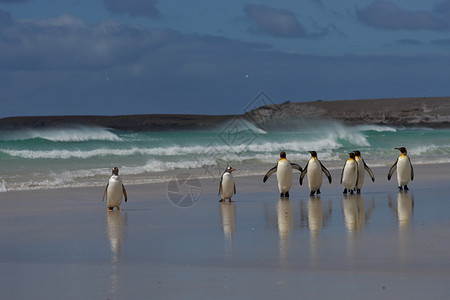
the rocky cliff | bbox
[1,97,450,131]
[244,97,450,129]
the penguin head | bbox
[225,167,236,173]
[353,150,361,157]
[112,167,119,175]
[348,153,356,159]
[309,151,317,157]
[280,151,287,159]
[395,147,407,154]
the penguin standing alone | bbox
[353,150,375,193]
[103,167,128,211]
[340,153,359,194]
[300,151,332,196]
[219,167,236,202]
[263,151,302,197]
[388,147,414,191]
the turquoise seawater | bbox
[1,118,449,192]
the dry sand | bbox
[1,164,450,299]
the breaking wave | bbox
[0,126,121,142]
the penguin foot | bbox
[310,191,315,197]
[285,191,289,197]
[317,189,321,195]
[349,190,354,195]
[108,207,114,211]
[343,188,348,194]
[404,185,409,191]
[228,199,234,202]
[117,207,121,211]
[356,189,361,194]
[398,186,403,191]
[219,199,224,202]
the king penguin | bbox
[103,167,128,211]
[353,150,375,193]
[219,167,236,202]
[340,153,359,194]
[300,151,332,196]
[263,151,302,197]
[388,147,414,191]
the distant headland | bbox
[1,97,450,131]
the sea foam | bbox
[0,126,121,142]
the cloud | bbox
[0,13,272,115]
[430,38,450,45]
[311,0,325,9]
[434,0,450,18]
[356,0,450,31]
[395,39,422,46]
[103,0,159,19]
[0,0,29,3]
[244,4,307,38]
[0,9,13,26]
[2,12,450,117]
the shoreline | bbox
[1,163,450,299]
[3,162,448,197]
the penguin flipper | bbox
[218,176,223,196]
[122,184,128,202]
[263,165,277,183]
[234,183,236,195]
[340,161,347,184]
[387,159,398,180]
[363,159,375,182]
[408,157,414,181]
[299,162,308,185]
[320,162,332,184]
[102,184,109,202]
[290,163,303,172]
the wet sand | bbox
[1,164,450,299]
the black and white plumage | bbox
[263,151,302,197]
[219,167,236,202]
[300,151,332,196]
[103,167,128,211]
[388,147,414,191]
[340,153,359,194]
[353,150,375,193]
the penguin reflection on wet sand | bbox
[263,151,302,197]
[353,150,375,194]
[300,151,332,196]
[219,167,236,202]
[103,167,128,211]
[341,153,359,194]
[388,147,414,191]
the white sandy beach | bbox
[1,164,450,299]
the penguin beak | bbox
[231,168,236,172]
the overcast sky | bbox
[2,0,450,117]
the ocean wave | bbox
[353,124,397,132]
[0,180,7,192]
[0,126,121,142]
[0,139,346,160]
[408,144,450,156]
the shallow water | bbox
[1,165,450,299]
